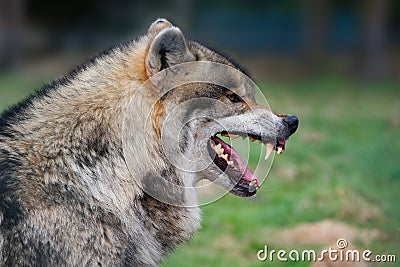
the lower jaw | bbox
[209,136,260,197]
[230,185,257,197]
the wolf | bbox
[0,19,298,266]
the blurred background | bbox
[0,0,399,79]
[0,0,399,266]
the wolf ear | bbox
[147,18,173,33]
[146,26,195,76]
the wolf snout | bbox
[282,115,299,136]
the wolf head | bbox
[123,19,298,205]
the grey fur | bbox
[0,19,296,266]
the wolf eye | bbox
[226,93,242,103]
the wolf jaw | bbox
[208,131,287,197]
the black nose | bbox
[283,115,299,136]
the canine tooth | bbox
[277,146,283,154]
[227,161,234,167]
[249,180,257,192]
[213,144,224,155]
[228,134,240,140]
[265,143,274,160]
[221,154,228,161]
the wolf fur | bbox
[0,19,297,266]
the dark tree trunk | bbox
[0,0,24,69]
[300,0,332,73]
[361,0,389,79]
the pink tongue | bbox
[213,136,258,182]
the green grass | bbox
[1,73,399,266]
[0,73,44,111]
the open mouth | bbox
[208,132,286,197]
